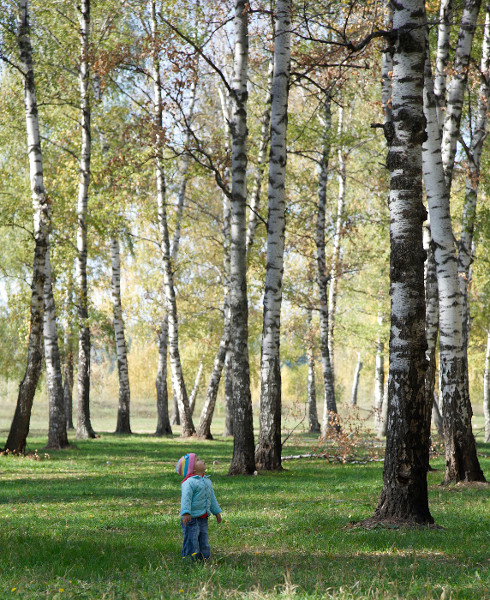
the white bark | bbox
[350,353,363,407]
[44,249,68,449]
[423,39,484,482]
[306,306,320,434]
[381,2,394,124]
[316,93,338,438]
[76,0,95,440]
[441,0,483,189]
[228,0,255,475]
[328,104,346,365]
[434,0,453,125]
[111,237,131,434]
[484,329,490,443]
[246,60,273,250]
[458,6,490,345]
[151,1,194,437]
[255,0,292,471]
[374,312,385,435]
[4,0,51,453]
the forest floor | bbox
[0,432,488,599]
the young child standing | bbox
[175,453,222,560]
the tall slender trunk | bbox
[246,60,273,251]
[328,104,346,364]
[189,358,204,416]
[423,29,485,483]
[44,250,68,449]
[434,0,453,125]
[224,347,234,437]
[458,6,490,350]
[151,1,194,437]
[111,237,131,434]
[316,93,338,438]
[374,0,433,524]
[424,223,439,434]
[155,318,172,435]
[3,0,51,454]
[255,0,292,471]
[350,353,363,407]
[306,306,320,434]
[374,311,385,436]
[440,0,482,189]
[63,273,75,430]
[484,329,490,443]
[76,0,95,440]
[228,0,255,475]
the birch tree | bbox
[484,329,490,443]
[76,0,96,439]
[228,0,255,475]
[3,0,51,454]
[373,0,433,525]
[111,237,131,434]
[255,0,292,471]
[422,1,485,483]
[316,92,338,438]
[151,1,194,437]
[44,250,69,449]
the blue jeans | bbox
[181,517,210,560]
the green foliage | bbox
[0,435,488,599]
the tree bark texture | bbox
[440,0,482,190]
[3,0,51,454]
[433,0,453,125]
[374,0,433,524]
[306,307,320,434]
[374,312,385,436]
[328,104,346,366]
[63,277,75,430]
[316,93,338,438]
[44,250,68,449]
[76,0,96,440]
[255,0,292,471]
[246,60,273,251]
[424,223,439,434]
[423,43,485,483]
[155,318,172,436]
[152,1,194,437]
[111,237,131,434]
[350,353,363,407]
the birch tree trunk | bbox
[374,0,433,524]
[224,347,234,437]
[246,60,273,251]
[228,0,255,475]
[316,93,338,438]
[484,329,490,443]
[155,319,172,435]
[189,358,204,416]
[3,0,51,454]
[151,1,194,437]
[255,0,292,471]
[434,0,453,125]
[328,104,346,364]
[306,307,320,434]
[63,275,75,430]
[111,237,131,434]
[76,0,96,440]
[424,223,439,433]
[350,353,363,407]
[374,312,385,436]
[423,24,485,483]
[440,0,482,189]
[458,5,490,348]
[44,250,68,449]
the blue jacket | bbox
[180,475,221,518]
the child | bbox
[175,453,222,560]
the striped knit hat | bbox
[175,453,196,478]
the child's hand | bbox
[182,514,191,525]
[216,513,222,524]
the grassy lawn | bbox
[0,432,488,599]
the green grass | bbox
[0,433,488,599]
